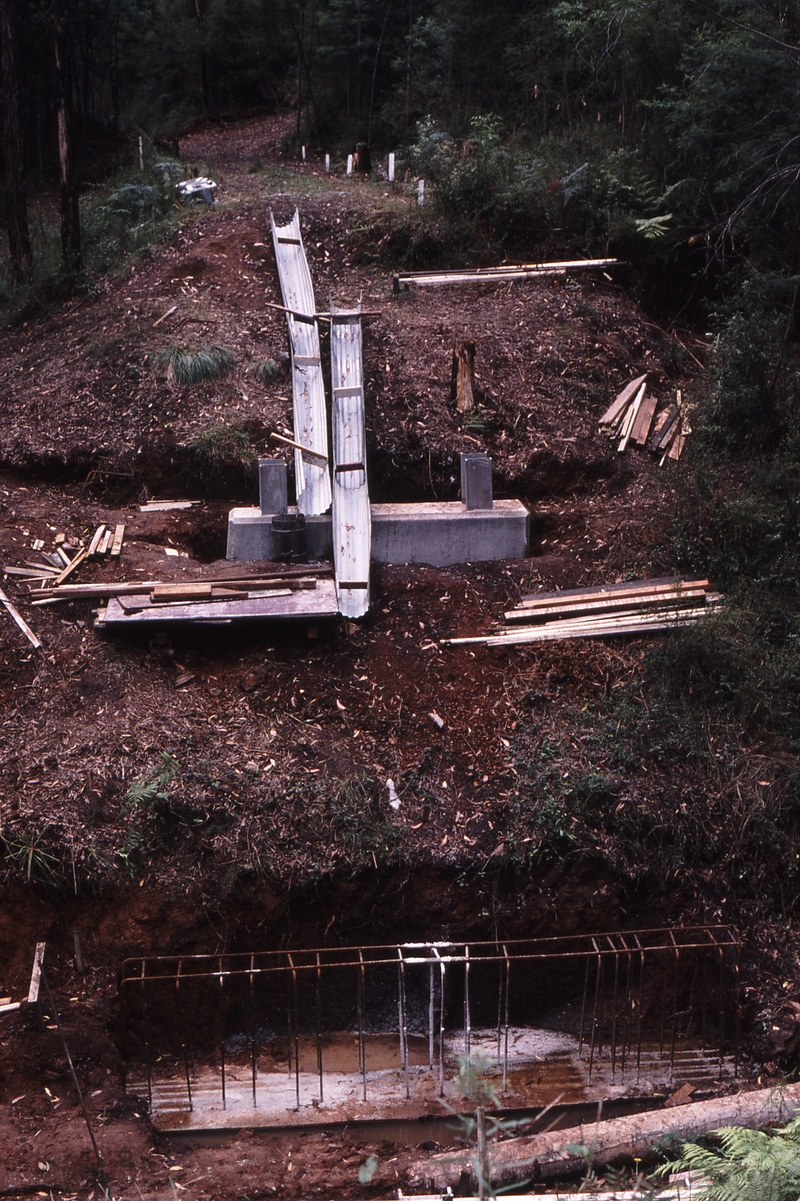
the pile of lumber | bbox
[393,257,619,290]
[600,376,691,461]
[443,577,720,649]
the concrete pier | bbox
[227,499,529,567]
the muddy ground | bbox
[0,115,793,1198]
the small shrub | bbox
[156,344,235,386]
[185,418,257,483]
[246,356,281,384]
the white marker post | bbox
[138,135,144,171]
[388,152,395,182]
[417,178,425,207]
[301,145,306,161]
[324,153,330,173]
[346,154,353,175]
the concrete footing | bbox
[227,499,529,567]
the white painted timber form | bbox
[330,301,371,617]
[270,209,331,515]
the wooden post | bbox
[388,152,395,181]
[451,340,476,413]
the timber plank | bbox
[631,393,659,445]
[505,589,708,624]
[598,374,647,426]
[519,577,708,607]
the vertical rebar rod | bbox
[588,943,601,1080]
[358,951,367,1101]
[288,954,300,1109]
[718,945,726,1078]
[734,941,741,1077]
[670,936,680,1080]
[316,952,324,1102]
[597,952,606,1060]
[610,942,620,1078]
[659,949,669,1056]
[176,960,193,1112]
[701,947,708,1050]
[635,938,645,1078]
[218,958,226,1111]
[503,946,510,1093]
[140,962,152,1114]
[249,953,257,1107]
[578,954,590,1057]
[495,956,503,1063]
[464,946,471,1064]
[434,948,445,1098]
[621,943,633,1076]
[286,972,293,1078]
[429,961,435,1070]
[397,949,410,1099]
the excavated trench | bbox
[1,866,748,1152]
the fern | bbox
[126,752,179,812]
[658,1117,800,1201]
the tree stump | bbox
[451,340,476,412]
[354,142,371,173]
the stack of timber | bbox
[270,209,331,515]
[393,258,619,290]
[330,300,371,618]
[444,577,719,649]
[599,376,691,461]
[22,564,337,627]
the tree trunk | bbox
[451,339,476,412]
[0,0,32,281]
[407,1082,800,1191]
[54,0,82,272]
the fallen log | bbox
[407,1083,800,1191]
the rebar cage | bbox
[120,926,740,1117]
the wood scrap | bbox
[97,529,112,556]
[153,303,179,327]
[110,524,125,557]
[599,374,647,427]
[52,547,88,586]
[518,577,709,608]
[139,500,200,512]
[631,392,658,444]
[31,570,327,605]
[87,525,106,557]
[617,382,645,451]
[0,586,42,649]
[269,431,329,463]
[55,546,72,567]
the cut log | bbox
[408,1082,800,1190]
[598,374,647,426]
[452,340,476,413]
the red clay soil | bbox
[1,114,795,1200]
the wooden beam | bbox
[109,524,125,557]
[598,374,647,426]
[631,392,659,445]
[518,578,709,609]
[52,547,88,586]
[0,586,42,649]
[505,588,708,624]
[269,431,328,463]
[27,942,46,1005]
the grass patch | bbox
[157,344,235,386]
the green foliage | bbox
[157,344,235,386]
[658,1117,800,1201]
[329,775,401,868]
[185,418,257,483]
[452,1052,499,1108]
[1,830,61,884]
[126,752,180,812]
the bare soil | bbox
[0,115,793,1199]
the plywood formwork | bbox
[330,301,371,618]
[269,210,331,515]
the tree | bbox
[54,0,82,272]
[0,0,32,280]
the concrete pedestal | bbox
[227,499,529,567]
